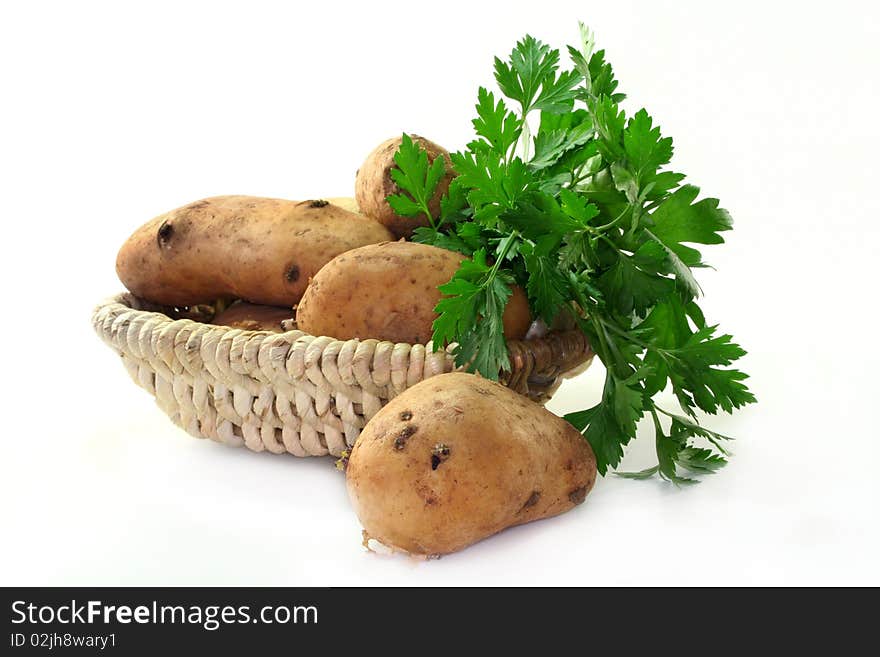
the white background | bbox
[1,0,878,586]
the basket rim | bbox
[92,292,594,392]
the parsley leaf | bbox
[531,111,594,170]
[623,109,673,190]
[649,185,733,266]
[494,35,563,115]
[566,403,626,476]
[470,87,521,157]
[521,237,570,323]
[598,253,675,318]
[386,133,446,228]
[433,248,514,378]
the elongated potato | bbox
[296,241,530,344]
[346,372,597,555]
[355,135,455,239]
[324,196,360,215]
[211,301,293,332]
[116,195,393,307]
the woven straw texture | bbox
[92,293,593,457]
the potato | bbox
[346,372,597,555]
[324,196,360,215]
[116,195,393,307]
[355,135,455,239]
[211,301,293,332]
[296,241,530,344]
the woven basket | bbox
[92,293,593,457]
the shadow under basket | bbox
[92,293,594,457]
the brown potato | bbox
[324,196,360,215]
[355,135,455,239]
[116,195,393,307]
[346,372,597,555]
[211,301,293,332]
[296,241,530,344]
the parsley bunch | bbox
[388,24,755,484]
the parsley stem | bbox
[650,407,667,474]
[570,162,594,187]
[422,202,437,231]
[655,406,682,420]
[644,198,665,212]
[590,314,631,380]
[650,407,664,435]
[489,231,519,278]
[588,315,612,363]
[601,317,653,349]
[600,318,643,344]
[598,317,680,373]
[518,118,532,162]
[593,232,625,255]
[591,204,630,232]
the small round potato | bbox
[211,301,293,332]
[346,372,598,555]
[295,241,531,344]
[355,135,455,239]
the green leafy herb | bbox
[390,23,755,484]
[386,133,448,229]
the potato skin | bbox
[355,135,455,239]
[296,241,530,344]
[324,196,360,215]
[211,301,293,332]
[116,196,393,307]
[346,372,597,555]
